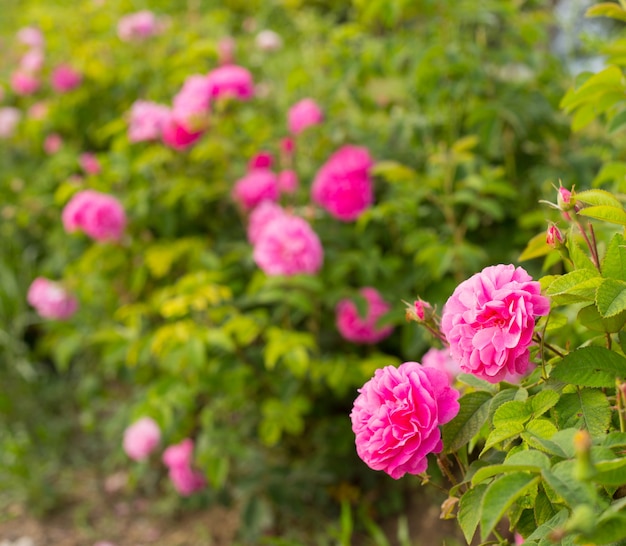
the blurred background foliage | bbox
[0,0,614,542]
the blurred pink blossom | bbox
[277,170,298,194]
[79,152,101,175]
[351,362,460,479]
[28,101,48,120]
[27,277,78,320]
[51,65,82,93]
[128,100,170,142]
[336,287,393,344]
[123,417,161,461]
[311,145,374,221]
[248,151,273,170]
[163,438,206,496]
[255,30,283,52]
[163,438,194,469]
[44,133,63,154]
[218,36,236,65]
[172,74,211,132]
[17,26,44,49]
[20,49,44,73]
[247,201,285,244]
[421,348,461,385]
[62,189,126,242]
[206,65,254,101]
[232,169,280,211]
[0,107,21,138]
[117,11,163,41]
[161,115,203,150]
[11,71,40,95]
[288,98,323,135]
[253,214,323,276]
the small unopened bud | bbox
[574,429,596,481]
[546,223,564,248]
[440,496,458,520]
[556,185,579,221]
[406,299,433,322]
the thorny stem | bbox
[607,332,613,350]
[533,333,565,359]
[575,217,601,271]
[436,453,458,487]
[617,380,626,433]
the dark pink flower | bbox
[546,224,564,248]
[336,287,393,344]
[62,190,126,242]
[206,65,254,101]
[163,438,194,469]
[351,362,460,479]
[288,98,323,135]
[311,145,374,221]
[168,465,206,496]
[11,70,40,95]
[27,277,78,320]
[128,100,170,142]
[421,348,461,385]
[51,65,82,93]
[441,264,550,383]
[172,74,211,132]
[79,152,101,175]
[123,417,161,461]
[161,115,203,150]
[232,169,280,211]
[253,214,323,276]
[248,151,273,170]
[117,11,163,41]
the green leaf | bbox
[555,389,612,439]
[519,232,552,262]
[530,390,560,417]
[534,488,558,528]
[525,509,569,543]
[483,422,525,452]
[442,391,493,453]
[567,236,598,271]
[457,373,498,393]
[542,460,598,507]
[523,419,559,451]
[578,304,626,333]
[594,458,626,486]
[545,269,601,304]
[578,205,626,226]
[575,189,624,208]
[458,484,488,544]
[493,400,532,426]
[480,473,541,540]
[603,431,626,450]
[586,2,626,22]
[608,108,626,133]
[550,346,626,387]
[601,233,626,280]
[596,278,626,318]
[472,450,550,485]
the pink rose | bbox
[206,65,254,101]
[217,36,236,65]
[17,26,44,49]
[162,438,206,496]
[421,348,461,385]
[336,287,393,344]
[20,49,44,73]
[247,201,285,244]
[172,74,211,132]
[44,133,63,154]
[255,30,282,52]
[51,65,82,93]
[253,215,323,276]
[62,190,126,242]
[231,169,280,211]
[127,100,170,143]
[123,417,161,461]
[79,152,101,175]
[248,151,273,170]
[161,115,203,150]
[311,145,374,221]
[28,101,48,120]
[0,107,21,138]
[117,11,163,41]
[162,438,194,469]
[441,264,550,383]
[11,71,40,95]
[277,170,298,194]
[27,277,78,320]
[288,98,323,135]
[351,362,460,479]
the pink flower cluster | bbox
[312,145,375,221]
[440,264,550,383]
[62,190,126,242]
[162,439,206,496]
[117,11,164,41]
[288,98,323,135]
[336,287,393,344]
[351,362,460,479]
[27,277,78,320]
[421,347,461,385]
[127,100,170,143]
[123,417,161,461]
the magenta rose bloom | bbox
[162,438,206,496]
[253,215,323,276]
[62,190,126,242]
[161,114,204,150]
[79,152,101,176]
[11,70,39,95]
[351,362,460,479]
[336,287,394,344]
[232,169,280,211]
[311,145,374,221]
[277,169,298,194]
[440,264,550,383]
[288,98,324,135]
[127,100,170,143]
[172,74,211,132]
[123,417,161,461]
[27,277,78,320]
[206,65,254,101]
[51,65,82,93]
[421,348,461,385]
[247,201,285,244]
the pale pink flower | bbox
[44,133,63,154]
[218,36,236,65]
[28,101,48,120]
[117,11,162,41]
[206,65,254,101]
[20,49,44,73]
[311,145,374,221]
[27,277,78,320]
[0,107,21,138]
[123,417,161,461]
[440,264,550,383]
[51,65,82,93]
[17,27,44,49]
[514,533,524,545]
[127,100,170,142]
[253,215,323,276]
[247,201,285,244]
[232,169,280,211]
[79,152,101,175]
[288,98,323,135]
[172,74,211,132]
[161,114,203,150]
[278,170,298,194]
[11,71,40,95]
[162,438,194,469]
[248,151,273,170]
[421,348,461,385]
[351,362,460,479]
[255,30,282,51]
[336,287,394,344]
[168,465,206,496]
[62,190,126,242]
